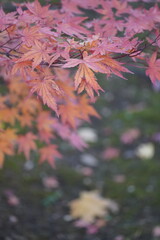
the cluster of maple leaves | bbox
[0,0,160,167]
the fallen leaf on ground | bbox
[152,226,160,237]
[42,176,59,189]
[152,132,160,142]
[102,147,120,160]
[135,143,155,159]
[69,191,118,223]
[113,174,126,183]
[80,154,98,167]
[79,167,93,176]
[9,215,18,223]
[4,190,20,206]
[120,128,140,144]
[78,128,98,143]
[114,235,125,240]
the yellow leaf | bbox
[69,191,118,223]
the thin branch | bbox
[113,33,160,60]
[0,51,19,58]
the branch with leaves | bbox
[0,0,160,167]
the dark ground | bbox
[0,67,160,240]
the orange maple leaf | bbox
[18,98,41,115]
[39,144,62,168]
[0,151,4,169]
[0,129,16,168]
[11,60,32,78]
[0,142,14,168]
[17,132,37,160]
[37,111,55,143]
[0,108,19,125]
[78,94,100,121]
[18,114,34,127]
[75,63,103,98]
[2,128,17,143]
[59,103,81,128]
[63,52,130,98]
[29,76,62,115]
[17,40,50,69]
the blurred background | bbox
[0,1,160,240]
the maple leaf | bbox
[11,60,32,79]
[0,151,4,169]
[70,191,118,223]
[17,132,37,160]
[39,144,62,168]
[8,76,29,98]
[63,51,103,97]
[52,120,87,150]
[63,52,130,98]
[0,108,19,125]
[26,0,51,19]
[75,63,103,98]
[62,52,103,69]
[17,40,50,69]
[21,26,45,47]
[37,111,55,143]
[37,111,55,132]
[0,8,16,31]
[56,80,76,100]
[18,98,41,115]
[0,129,16,168]
[90,54,131,78]
[55,17,89,38]
[18,114,33,127]
[68,132,88,151]
[0,141,14,168]
[2,128,17,143]
[64,52,130,77]
[59,103,81,128]
[29,76,62,115]
[52,120,71,140]
[146,52,160,83]
[0,0,160,170]
[78,94,100,121]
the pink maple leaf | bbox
[68,132,88,151]
[25,0,51,19]
[146,52,160,83]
